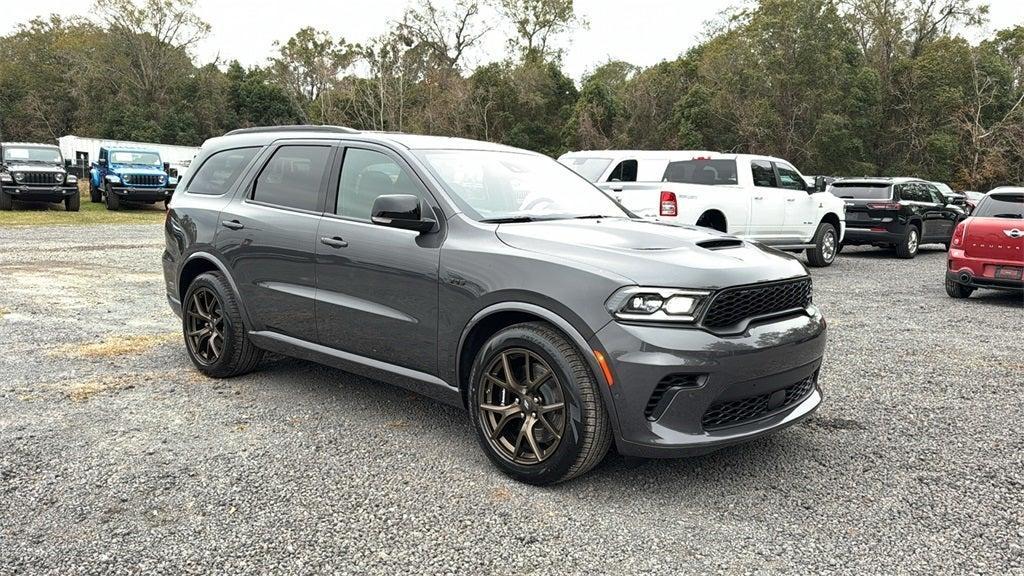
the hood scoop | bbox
[697,238,744,250]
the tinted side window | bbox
[922,184,944,204]
[336,148,425,221]
[751,160,777,187]
[252,145,330,211]
[187,147,259,195]
[899,183,927,203]
[607,159,638,182]
[775,163,805,190]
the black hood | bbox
[495,218,808,288]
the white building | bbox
[57,135,200,177]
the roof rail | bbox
[224,125,359,136]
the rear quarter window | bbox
[186,147,260,196]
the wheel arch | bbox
[455,302,622,436]
[179,252,253,328]
[696,209,728,233]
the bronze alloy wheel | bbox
[477,348,567,465]
[185,287,225,365]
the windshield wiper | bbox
[571,214,621,219]
[480,216,541,223]
[990,213,1023,219]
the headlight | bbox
[54,173,65,183]
[606,286,711,322]
[13,172,24,182]
[106,174,121,183]
[122,174,132,183]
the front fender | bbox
[456,301,623,440]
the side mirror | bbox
[163,162,171,173]
[98,158,107,167]
[814,176,828,193]
[371,194,435,233]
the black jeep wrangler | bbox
[0,142,80,211]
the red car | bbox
[946,187,1024,298]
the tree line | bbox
[0,0,1021,189]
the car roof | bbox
[989,186,1024,194]
[205,126,531,155]
[558,150,797,164]
[1,142,59,149]
[832,177,923,185]
[103,147,160,153]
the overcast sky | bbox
[2,0,1021,80]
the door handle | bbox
[786,198,796,202]
[753,196,764,200]
[221,220,244,230]
[320,236,348,248]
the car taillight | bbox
[951,221,966,247]
[866,202,901,210]
[660,191,677,216]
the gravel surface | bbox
[1,223,1022,575]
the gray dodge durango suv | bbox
[163,125,826,484]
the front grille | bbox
[124,174,163,187]
[645,373,704,420]
[18,172,63,185]
[702,278,811,330]
[701,374,816,430]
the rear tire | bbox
[945,278,975,299]
[805,222,838,267]
[0,190,12,211]
[65,193,80,212]
[895,225,920,259]
[182,271,263,378]
[468,322,612,485]
[104,183,121,211]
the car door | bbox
[747,159,787,239]
[314,143,443,376]
[215,141,335,342]
[774,161,816,239]
[922,183,957,241]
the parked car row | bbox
[0,141,177,211]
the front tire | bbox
[468,322,612,485]
[895,225,920,259]
[945,278,975,298]
[806,222,838,267]
[65,192,80,212]
[104,183,121,211]
[0,190,12,211]
[182,271,263,378]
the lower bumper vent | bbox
[701,374,817,430]
[645,373,705,421]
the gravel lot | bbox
[1,223,1022,575]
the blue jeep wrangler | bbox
[0,142,80,211]
[90,147,177,210]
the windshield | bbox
[662,159,737,186]
[830,182,892,199]
[559,157,612,182]
[932,182,955,195]
[3,146,62,164]
[110,151,161,166]
[974,193,1023,219]
[415,150,629,222]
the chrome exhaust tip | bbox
[959,271,972,284]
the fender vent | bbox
[645,373,705,420]
[697,238,744,250]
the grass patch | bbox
[58,332,178,359]
[0,184,166,227]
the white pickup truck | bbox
[559,150,846,267]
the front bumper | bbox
[2,184,79,203]
[591,308,826,458]
[109,186,174,203]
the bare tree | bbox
[397,0,492,71]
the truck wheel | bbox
[0,190,12,211]
[805,222,838,267]
[468,322,612,485]
[65,192,80,212]
[895,225,919,259]
[182,271,263,378]
[945,278,974,298]
[105,184,121,211]
[89,184,102,203]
